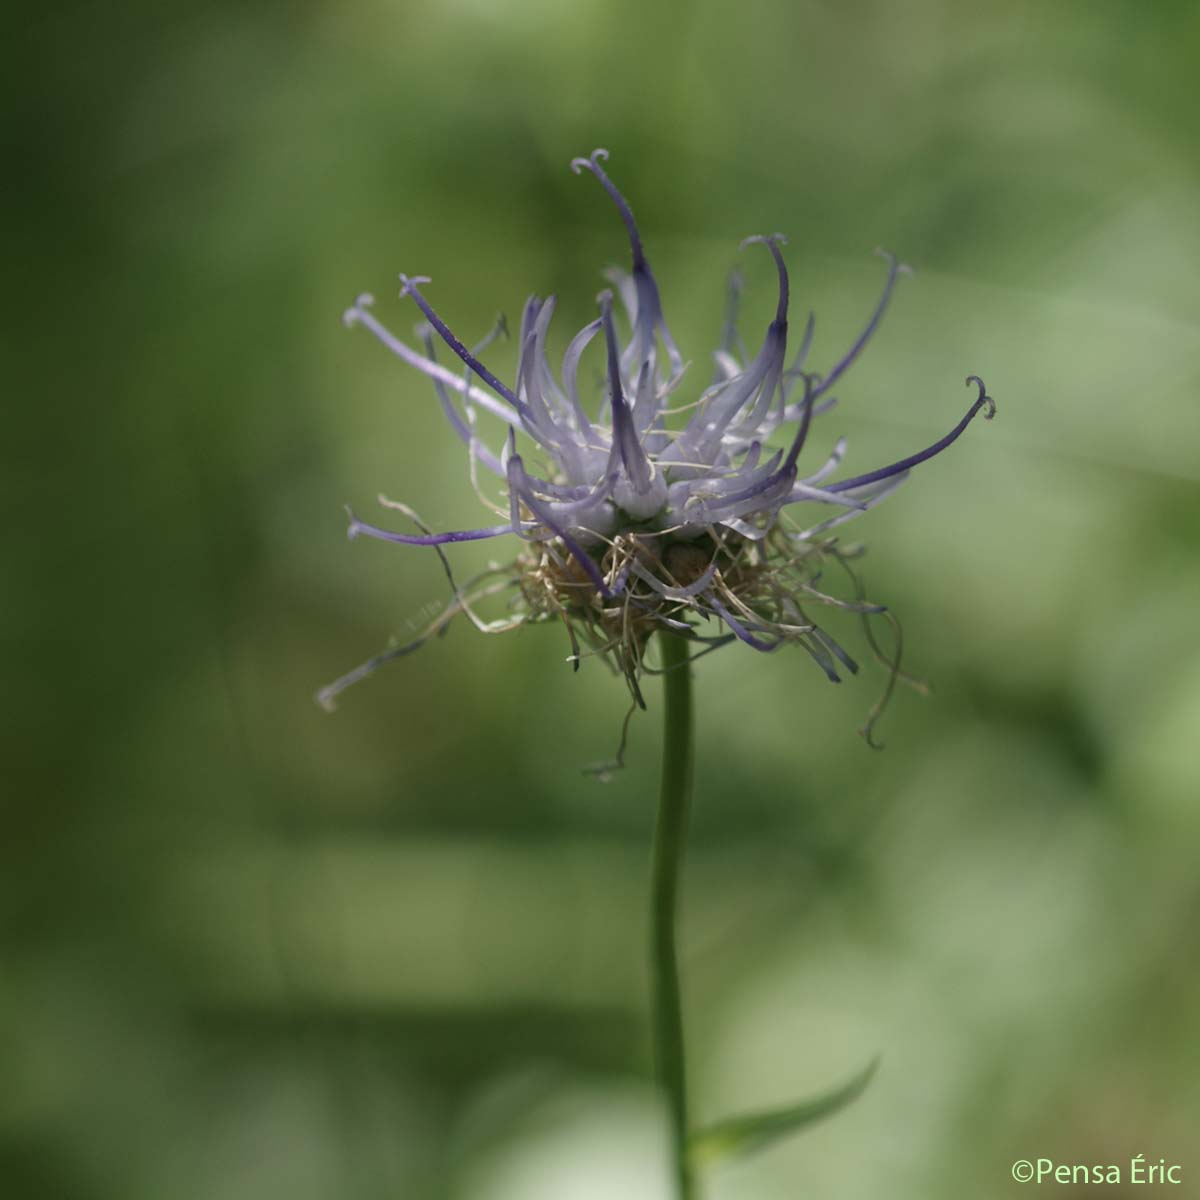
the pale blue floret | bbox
[338,148,995,660]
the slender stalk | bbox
[653,631,695,1199]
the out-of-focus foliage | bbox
[5,1,1200,1197]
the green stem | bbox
[653,631,695,1200]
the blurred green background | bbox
[6,0,1200,1196]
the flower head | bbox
[320,149,994,744]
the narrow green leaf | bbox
[688,1056,880,1167]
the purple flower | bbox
[320,149,994,738]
